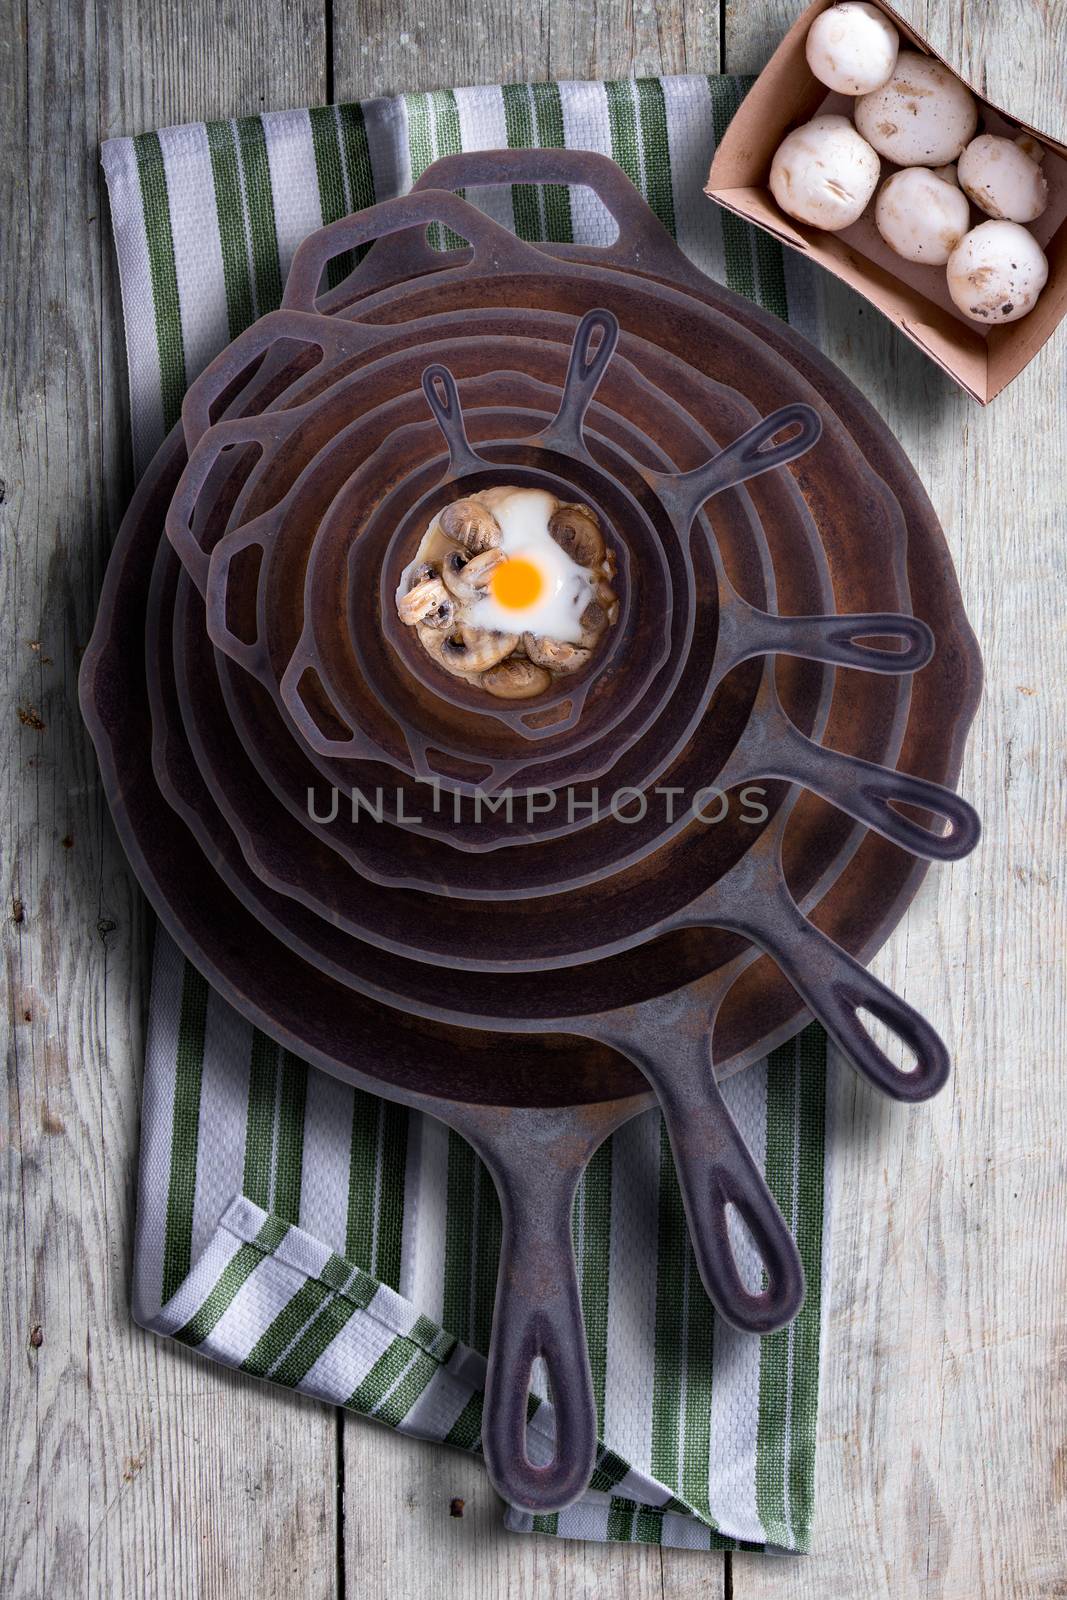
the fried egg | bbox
[467,489,594,643]
[397,487,604,647]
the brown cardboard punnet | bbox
[706,0,1067,402]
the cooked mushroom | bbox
[522,633,592,675]
[481,658,553,699]
[416,622,518,677]
[438,497,501,553]
[578,598,610,649]
[397,575,455,629]
[440,546,505,604]
[547,502,605,567]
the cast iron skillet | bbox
[82,159,983,1515]
[151,351,976,1515]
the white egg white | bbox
[467,489,594,643]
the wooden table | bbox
[3,1,1065,1594]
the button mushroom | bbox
[854,51,977,166]
[769,115,881,231]
[440,546,505,604]
[547,502,605,567]
[438,497,502,553]
[397,574,455,629]
[874,166,971,264]
[481,658,553,699]
[804,2,899,96]
[946,220,1049,324]
[522,634,592,675]
[416,622,519,677]
[957,133,1048,224]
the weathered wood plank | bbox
[332,0,719,95]
[0,2,338,1596]
[726,4,1067,1597]
[344,1424,724,1599]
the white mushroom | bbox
[854,51,977,166]
[946,220,1048,323]
[416,622,519,677]
[769,114,881,231]
[397,574,455,629]
[874,167,971,263]
[522,634,592,675]
[547,502,605,567]
[438,497,502,554]
[481,658,552,699]
[804,2,899,96]
[440,546,505,604]
[956,133,1048,223]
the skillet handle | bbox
[539,308,620,451]
[165,414,287,593]
[482,1186,598,1513]
[318,148,691,307]
[414,148,690,278]
[421,365,485,476]
[204,519,273,677]
[654,403,823,531]
[466,1117,600,1514]
[599,1015,804,1335]
[283,188,543,312]
[715,604,935,677]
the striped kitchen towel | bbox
[102,76,837,1552]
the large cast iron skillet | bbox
[82,154,982,1514]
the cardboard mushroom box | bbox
[706,0,1067,402]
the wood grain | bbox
[0,2,337,1597]
[3,0,1065,1596]
[333,0,718,96]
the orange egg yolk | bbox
[489,556,544,610]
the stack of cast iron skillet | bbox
[81,150,982,1514]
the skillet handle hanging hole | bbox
[833,985,951,1102]
[420,364,483,474]
[542,308,620,449]
[480,1161,598,1514]
[654,1069,805,1335]
[731,609,935,676]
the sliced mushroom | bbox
[416,622,517,678]
[578,599,609,649]
[548,502,605,567]
[481,658,552,699]
[398,575,455,629]
[438,497,501,554]
[456,624,519,672]
[522,633,592,675]
[440,546,504,604]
